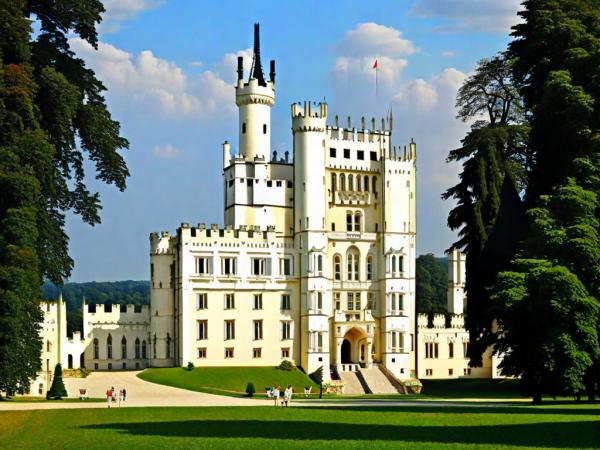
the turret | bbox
[235,23,275,162]
[447,250,466,314]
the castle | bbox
[29,25,501,396]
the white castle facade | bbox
[29,25,501,396]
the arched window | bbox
[153,334,157,359]
[107,334,113,360]
[142,340,147,359]
[348,174,354,191]
[399,255,404,273]
[372,176,377,193]
[38,383,43,395]
[391,255,397,273]
[333,254,341,281]
[356,175,361,191]
[367,255,373,280]
[340,173,346,191]
[364,175,370,192]
[93,338,99,359]
[331,173,337,193]
[135,338,141,359]
[166,333,171,359]
[317,254,323,273]
[121,336,127,359]
[354,212,361,232]
[347,248,360,281]
[346,211,353,232]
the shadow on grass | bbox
[83,418,600,448]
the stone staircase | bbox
[338,370,365,395]
[360,366,401,394]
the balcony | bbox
[334,309,374,323]
[333,190,377,206]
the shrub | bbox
[277,360,295,371]
[47,363,68,400]
[309,366,323,385]
[246,382,256,397]
[186,362,194,371]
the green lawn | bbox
[2,404,599,448]
[138,366,319,397]
[0,396,104,403]
[420,379,525,399]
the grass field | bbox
[2,404,599,448]
[420,378,525,398]
[0,396,104,403]
[138,366,319,397]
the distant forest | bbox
[43,255,448,334]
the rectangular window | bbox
[281,321,291,340]
[281,294,291,310]
[426,368,433,376]
[449,342,454,359]
[357,150,364,160]
[280,257,292,276]
[198,348,207,359]
[329,147,336,158]
[434,343,439,359]
[253,348,262,358]
[370,151,377,161]
[316,292,323,312]
[225,348,234,359]
[334,292,341,311]
[221,257,237,275]
[354,292,361,310]
[251,257,270,276]
[253,320,263,340]
[224,294,235,310]
[196,257,211,274]
[281,348,290,358]
[343,148,350,159]
[225,320,235,340]
[366,293,374,310]
[197,320,208,340]
[253,294,263,310]
[347,292,354,311]
[463,342,469,358]
[196,293,207,310]
[448,368,453,376]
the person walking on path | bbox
[283,385,293,407]
[118,389,123,407]
[106,388,113,408]
[273,386,280,407]
[122,387,127,403]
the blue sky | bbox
[65,0,521,282]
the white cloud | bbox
[411,0,522,33]
[214,48,254,84]
[100,0,164,33]
[189,61,203,67]
[441,50,455,57]
[70,37,236,119]
[153,143,181,160]
[337,22,417,57]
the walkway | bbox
[0,371,265,411]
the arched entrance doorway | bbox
[340,327,369,365]
[341,339,351,363]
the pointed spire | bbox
[250,23,266,87]
[388,104,393,131]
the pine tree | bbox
[0,1,129,394]
[46,363,67,400]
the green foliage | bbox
[186,362,194,372]
[309,366,323,385]
[46,363,68,400]
[277,360,295,371]
[415,254,448,313]
[245,382,255,397]
[0,1,128,394]
[491,260,599,402]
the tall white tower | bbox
[447,249,466,314]
[235,23,275,161]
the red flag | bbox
[372,59,378,69]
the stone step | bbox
[359,366,400,394]
[338,370,365,395]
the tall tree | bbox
[442,53,528,364]
[488,0,600,401]
[0,0,129,395]
[415,254,448,314]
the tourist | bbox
[122,387,127,402]
[106,388,113,408]
[273,386,280,407]
[118,389,123,406]
[284,385,293,407]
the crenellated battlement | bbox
[417,313,465,329]
[86,303,150,322]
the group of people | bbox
[267,385,293,407]
[105,386,127,408]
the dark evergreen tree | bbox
[415,254,448,314]
[442,53,529,364]
[46,363,67,400]
[0,1,129,394]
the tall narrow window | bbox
[346,212,353,232]
[93,338,99,359]
[135,338,141,359]
[347,248,360,280]
[197,320,208,340]
[281,294,291,310]
[366,255,373,280]
[364,175,370,192]
[107,334,113,360]
[333,254,341,280]
[448,342,454,359]
[253,320,263,340]
[121,336,127,359]
[334,292,341,311]
[253,294,263,310]
[399,256,404,273]
[317,255,323,273]
[331,173,337,193]
[166,334,171,358]
[242,122,246,133]
[391,255,397,273]
[354,212,361,232]
[340,174,346,190]
[372,176,377,193]
[281,321,292,340]
[225,320,235,340]
[348,174,354,191]
[347,292,354,311]
[263,124,267,134]
[142,340,147,359]
[356,175,362,191]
